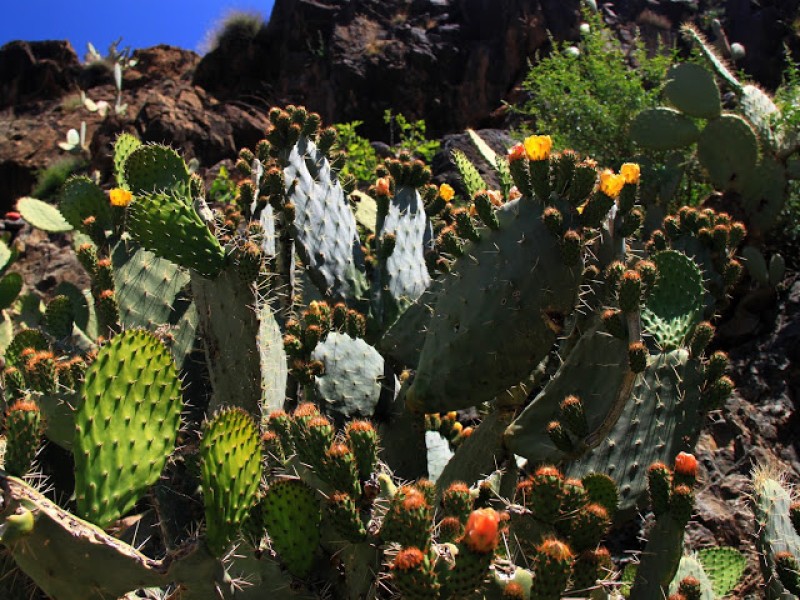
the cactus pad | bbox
[113,133,141,189]
[697,113,759,190]
[697,547,747,597]
[664,63,721,120]
[406,196,582,413]
[17,197,73,233]
[261,478,321,578]
[200,408,263,557]
[74,329,183,528]
[128,191,225,279]
[311,332,395,422]
[630,107,700,151]
[60,176,113,231]
[640,250,704,350]
[284,136,368,302]
[123,144,189,195]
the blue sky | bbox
[2,1,275,58]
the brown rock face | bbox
[0,41,82,109]
[193,0,582,139]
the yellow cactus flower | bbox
[599,169,625,199]
[523,135,553,161]
[620,162,641,185]
[109,188,133,207]
[439,183,455,202]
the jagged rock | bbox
[193,0,583,139]
[0,40,81,110]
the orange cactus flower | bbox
[486,190,503,206]
[109,188,133,207]
[439,183,455,202]
[523,135,553,161]
[620,162,641,185]
[673,452,698,479]
[463,508,500,553]
[598,169,625,199]
[507,143,526,163]
[375,177,391,196]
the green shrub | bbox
[31,156,86,200]
[333,121,379,184]
[202,9,266,54]
[514,9,673,166]
[384,110,440,163]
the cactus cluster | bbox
[0,99,751,600]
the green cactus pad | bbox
[258,299,288,416]
[697,113,759,190]
[505,321,631,463]
[59,176,112,231]
[128,189,225,279]
[739,157,787,235]
[697,547,747,597]
[16,197,73,233]
[312,332,395,422]
[123,144,190,195]
[641,250,704,350]
[261,478,321,578]
[740,84,783,152]
[192,266,265,416]
[113,133,141,189]
[566,349,705,514]
[43,294,75,339]
[406,196,582,413]
[0,272,23,311]
[200,408,263,557]
[664,63,721,119]
[73,330,182,528]
[0,239,12,271]
[630,107,700,151]
[284,136,368,302]
[111,242,197,367]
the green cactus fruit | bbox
[628,341,648,373]
[21,350,56,395]
[551,150,578,196]
[559,395,588,439]
[262,430,286,468]
[323,442,361,498]
[523,466,563,522]
[530,539,573,600]
[3,366,26,403]
[601,308,626,339]
[262,478,322,578]
[200,407,262,557]
[560,229,582,266]
[381,485,433,549]
[300,415,335,466]
[391,547,441,600]
[438,516,464,544]
[567,503,610,552]
[630,107,700,151]
[326,491,366,543]
[697,113,759,190]
[74,329,183,529]
[236,240,263,283]
[43,295,74,339]
[345,420,379,480]
[474,191,500,230]
[4,398,44,476]
[123,144,190,196]
[60,176,112,232]
[648,462,672,518]
[618,270,642,313]
[442,482,474,522]
[689,321,715,357]
[581,472,619,518]
[670,484,694,525]
[547,420,574,454]
[128,190,225,279]
[452,149,487,198]
[542,206,564,236]
[5,330,49,369]
[76,242,98,276]
[94,289,120,335]
[571,547,611,593]
[267,409,295,453]
[663,63,722,119]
